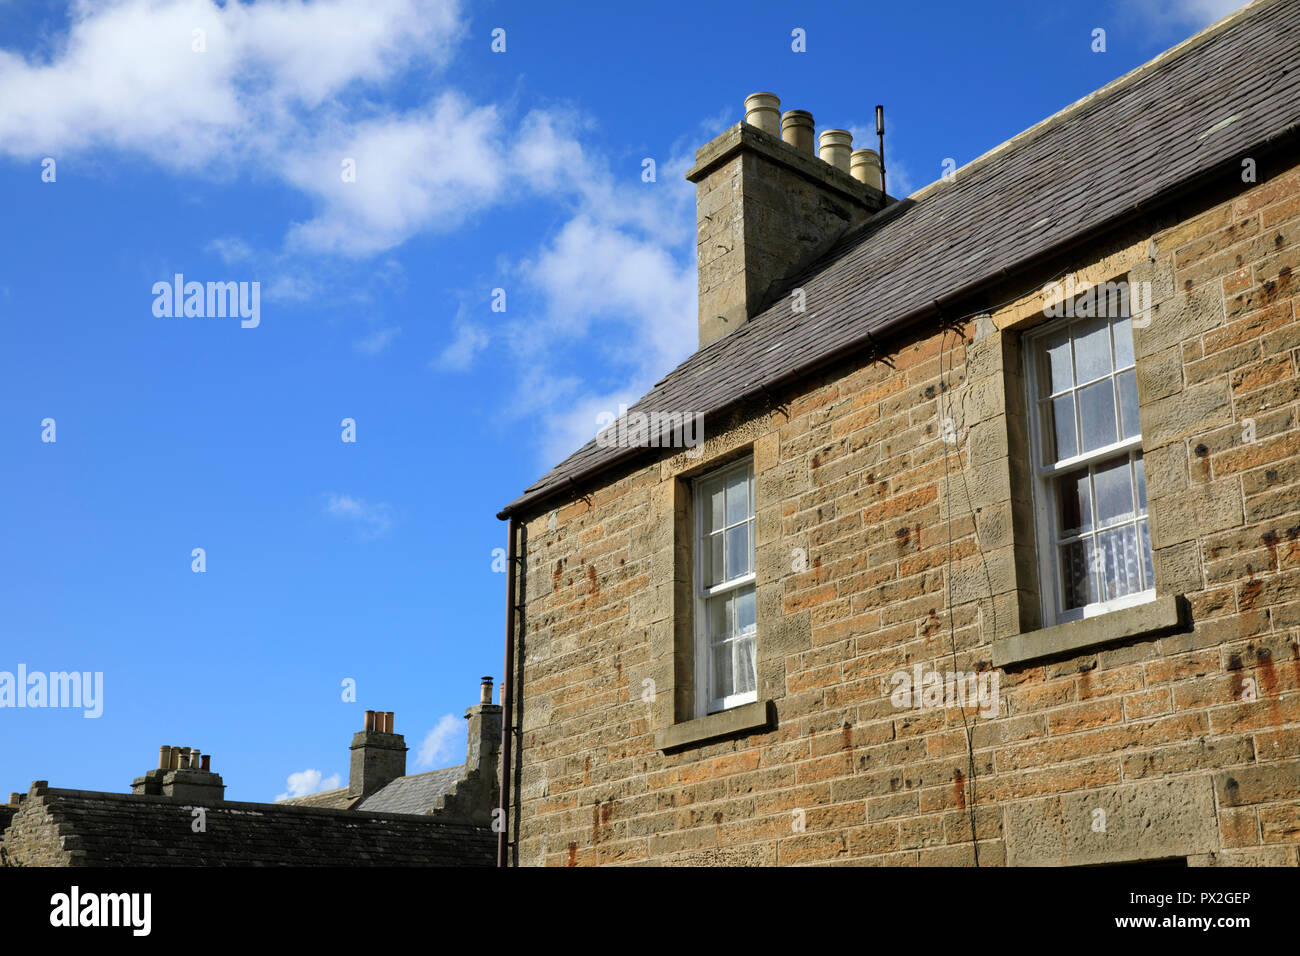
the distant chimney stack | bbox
[465,679,503,783]
[133,745,225,802]
[687,92,887,348]
[348,709,407,799]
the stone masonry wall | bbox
[509,155,1300,866]
[1,785,79,866]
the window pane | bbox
[1117,368,1140,439]
[1098,524,1143,601]
[733,635,757,696]
[724,522,751,579]
[1048,394,1077,463]
[725,469,749,526]
[1113,315,1135,369]
[1135,455,1148,513]
[1074,318,1112,383]
[712,642,734,702]
[707,593,729,642]
[1061,538,1099,610]
[1139,519,1154,589]
[1078,379,1117,453]
[1042,327,1073,396]
[1058,468,1092,536]
[1093,457,1135,527]
[735,587,756,636]
[703,533,724,588]
[702,480,725,535]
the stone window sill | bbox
[992,594,1186,669]
[655,699,774,753]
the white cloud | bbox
[1126,0,1247,29]
[354,324,401,356]
[501,143,698,469]
[434,322,489,370]
[263,274,319,303]
[413,713,461,769]
[0,0,506,255]
[275,768,341,801]
[0,0,460,161]
[282,94,508,256]
[324,493,393,538]
[205,236,254,264]
[0,0,706,473]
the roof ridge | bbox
[906,0,1280,204]
[620,1,1282,389]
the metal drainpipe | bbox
[497,516,518,867]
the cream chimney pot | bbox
[780,110,815,153]
[818,129,853,173]
[743,92,781,136]
[851,149,883,191]
[158,746,172,770]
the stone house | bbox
[495,0,1300,866]
[1,682,500,865]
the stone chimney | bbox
[347,710,407,799]
[686,92,888,348]
[465,677,502,778]
[131,745,226,802]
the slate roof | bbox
[500,0,1300,519]
[12,788,494,866]
[279,767,466,815]
[357,767,464,814]
[277,786,355,810]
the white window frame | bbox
[692,458,757,717]
[1024,308,1156,626]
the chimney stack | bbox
[465,678,503,780]
[348,709,407,799]
[687,92,888,348]
[132,746,225,802]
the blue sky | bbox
[0,0,1243,802]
